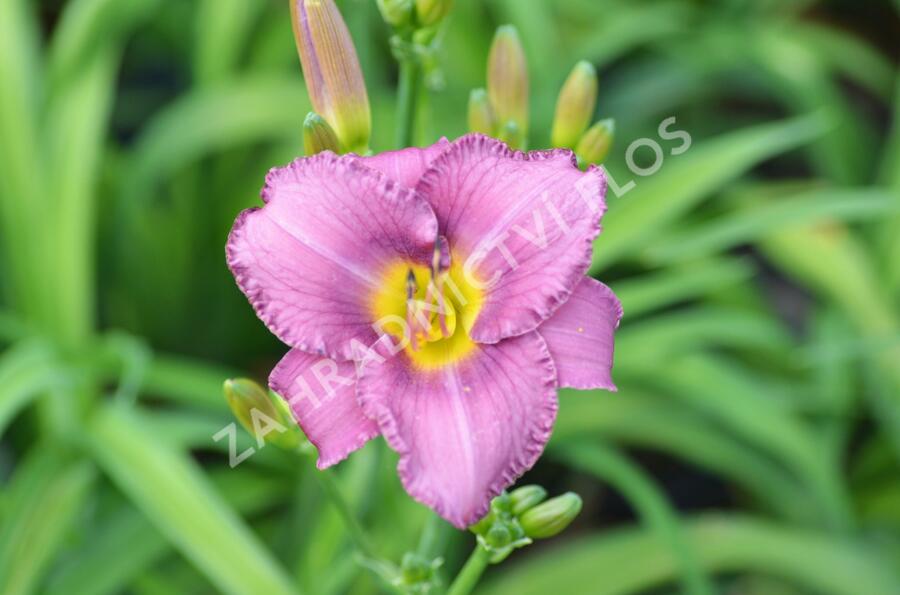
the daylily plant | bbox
[227,134,621,527]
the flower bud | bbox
[491,490,513,515]
[303,112,341,155]
[487,25,529,141]
[415,0,453,27]
[485,524,512,549]
[519,492,582,539]
[223,379,301,450]
[398,552,442,590]
[498,120,523,150]
[468,88,495,135]
[551,61,598,149]
[509,484,547,515]
[469,510,494,535]
[576,118,614,165]
[377,0,413,27]
[290,0,371,154]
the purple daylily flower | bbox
[227,134,622,528]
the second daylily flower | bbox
[227,134,621,528]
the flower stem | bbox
[417,512,443,557]
[312,467,377,558]
[395,56,420,149]
[446,545,491,595]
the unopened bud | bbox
[551,61,598,149]
[469,510,494,535]
[398,552,442,590]
[223,379,301,450]
[303,112,341,155]
[498,120,523,150]
[468,88,495,135]
[487,25,529,141]
[576,119,614,165]
[291,0,371,154]
[485,524,512,549]
[415,0,453,27]
[519,492,582,539]
[377,0,413,27]
[509,485,547,515]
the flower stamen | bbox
[406,268,420,352]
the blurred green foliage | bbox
[1,0,899,593]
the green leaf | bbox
[760,221,900,463]
[610,257,754,319]
[86,404,300,595]
[591,114,827,272]
[45,47,118,344]
[0,448,95,595]
[482,515,900,595]
[45,468,290,595]
[795,22,895,101]
[749,28,876,185]
[554,441,713,595]
[552,390,812,522]
[0,0,49,322]
[45,0,161,91]
[645,188,898,264]
[649,353,851,529]
[142,354,240,410]
[126,78,310,203]
[0,342,66,437]
[614,307,792,370]
[193,0,264,86]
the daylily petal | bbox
[357,332,558,528]
[538,277,622,390]
[227,152,438,360]
[270,348,379,468]
[361,138,451,189]
[415,134,607,344]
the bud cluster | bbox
[395,552,443,593]
[550,61,615,165]
[468,485,582,563]
[468,25,530,150]
[376,0,454,31]
[377,0,454,92]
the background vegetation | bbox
[1,0,899,593]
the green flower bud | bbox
[519,492,582,539]
[223,379,301,450]
[397,552,442,593]
[498,120,523,150]
[487,25,529,141]
[377,0,413,27]
[576,118,614,165]
[303,112,341,155]
[485,523,512,549]
[491,490,513,515]
[468,88,495,135]
[415,0,453,27]
[469,510,494,535]
[291,0,371,154]
[551,61,598,149]
[509,484,547,515]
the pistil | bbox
[406,268,420,351]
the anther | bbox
[406,269,419,351]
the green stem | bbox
[311,467,376,559]
[416,512,442,558]
[447,545,491,595]
[395,56,420,149]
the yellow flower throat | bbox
[370,256,484,371]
